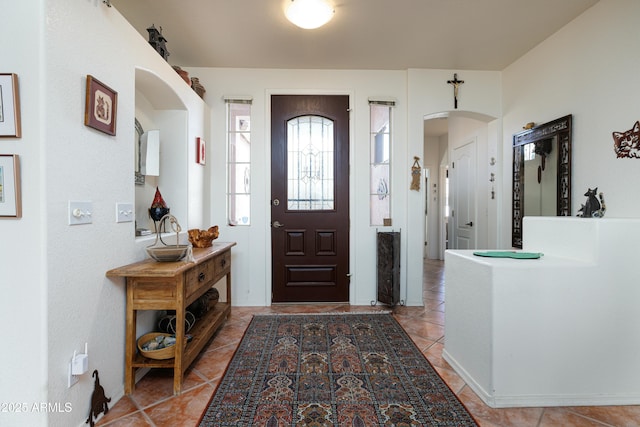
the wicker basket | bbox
[137,332,177,360]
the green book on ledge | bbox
[472,251,543,259]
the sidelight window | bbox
[226,97,252,225]
[369,100,394,225]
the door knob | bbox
[466,221,473,226]
[272,220,285,228]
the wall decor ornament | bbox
[0,154,21,218]
[84,75,117,136]
[612,120,640,158]
[85,370,111,427]
[410,156,421,191]
[0,73,21,137]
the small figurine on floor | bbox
[577,188,606,218]
[86,370,111,427]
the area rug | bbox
[199,312,477,426]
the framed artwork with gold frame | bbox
[0,154,21,218]
[0,73,21,138]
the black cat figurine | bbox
[577,188,606,218]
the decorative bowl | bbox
[137,332,177,360]
[146,245,190,262]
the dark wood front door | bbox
[271,95,350,302]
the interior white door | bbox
[439,165,448,259]
[451,140,476,249]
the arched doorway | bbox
[423,111,500,257]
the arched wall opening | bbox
[423,110,501,261]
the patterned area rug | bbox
[199,313,477,426]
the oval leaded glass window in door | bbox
[287,115,334,211]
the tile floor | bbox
[97,259,640,426]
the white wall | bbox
[0,1,47,426]
[407,70,502,301]
[501,0,640,246]
[185,68,412,306]
[3,0,638,424]
[181,67,502,308]
[1,2,208,426]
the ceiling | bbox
[110,0,598,71]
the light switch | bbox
[68,201,92,225]
[116,203,134,223]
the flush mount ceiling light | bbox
[285,0,334,29]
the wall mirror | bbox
[512,115,572,247]
[135,118,145,185]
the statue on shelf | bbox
[577,188,606,218]
[147,24,170,61]
[149,187,169,222]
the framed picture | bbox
[197,137,206,165]
[84,75,117,135]
[0,73,22,137]
[0,154,21,218]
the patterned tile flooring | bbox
[97,259,640,426]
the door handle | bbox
[272,220,285,228]
[466,221,473,226]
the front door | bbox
[271,95,350,302]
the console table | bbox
[106,242,235,395]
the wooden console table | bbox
[106,242,235,395]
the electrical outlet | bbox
[68,362,79,388]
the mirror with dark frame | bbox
[512,115,572,248]
[135,118,145,185]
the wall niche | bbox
[134,67,188,235]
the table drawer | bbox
[131,279,177,305]
[213,250,231,277]
[185,258,214,298]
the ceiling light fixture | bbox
[285,0,334,30]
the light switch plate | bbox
[116,203,134,223]
[68,201,93,225]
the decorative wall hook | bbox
[410,156,421,191]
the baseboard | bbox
[442,349,640,408]
[442,348,495,407]
[492,394,640,408]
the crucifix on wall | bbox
[447,73,464,109]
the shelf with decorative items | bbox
[106,241,235,395]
